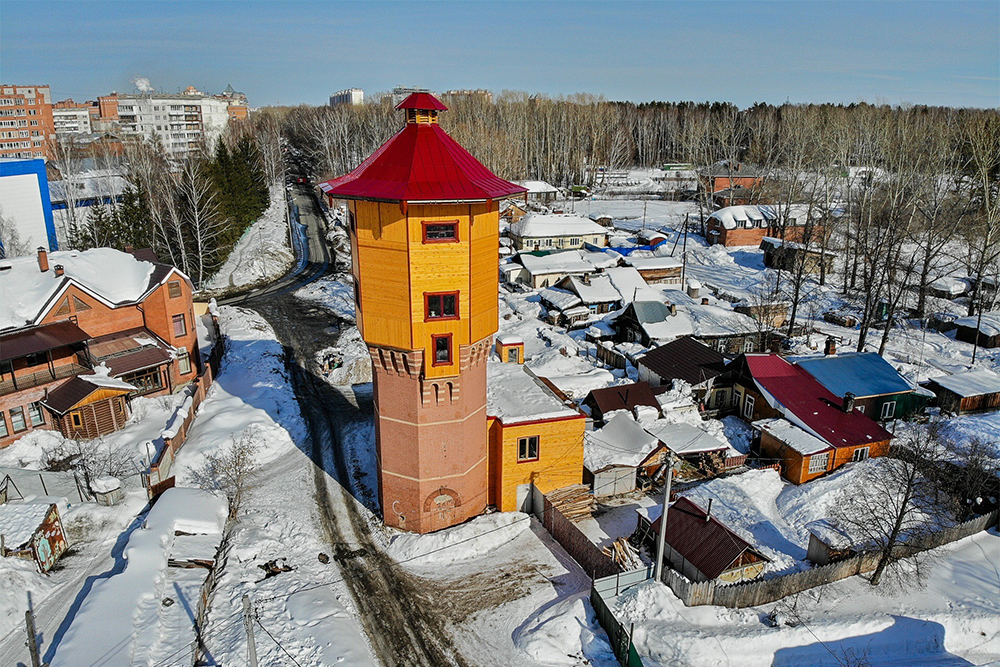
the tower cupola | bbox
[396,92,448,125]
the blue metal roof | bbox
[794,352,912,399]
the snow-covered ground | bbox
[204,183,293,291]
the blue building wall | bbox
[0,158,58,251]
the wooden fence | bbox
[529,483,621,580]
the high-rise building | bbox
[52,99,94,135]
[329,88,364,107]
[114,87,231,157]
[0,85,56,161]
[443,89,493,103]
[321,93,526,533]
[389,86,429,106]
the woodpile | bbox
[603,537,643,570]
[547,484,594,521]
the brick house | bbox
[0,247,200,448]
[705,205,823,248]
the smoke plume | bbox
[132,77,153,93]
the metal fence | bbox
[591,567,653,666]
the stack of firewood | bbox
[603,537,643,570]
[547,484,594,521]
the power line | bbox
[256,618,305,667]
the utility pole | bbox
[25,609,44,667]
[242,594,259,667]
[680,215,689,288]
[653,452,676,582]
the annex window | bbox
[9,407,27,433]
[177,347,192,375]
[856,405,865,414]
[880,401,896,420]
[122,367,164,394]
[54,298,71,316]
[423,221,458,243]
[425,292,458,320]
[168,280,182,298]
[24,351,46,368]
[808,451,830,474]
[432,334,452,365]
[71,295,91,311]
[27,402,44,427]
[518,435,539,462]
[743,394,755,420]
[852,447,869,463]
[0,414,7,438]
[70,412,82,428]
[172,313,187,337]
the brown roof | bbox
[650,497,769,580]
[638,337,727,387]
[0,321,90,363]
[42,376,130,414]
[126,248,160,264]
[585,381,660,417]
[103,346,172,376]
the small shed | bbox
[623,255,683,285]
[759,237,835,274]
[588,213,614,228]
[955,313,1000,348]
[929,276,971,300]
[495,334,524,364]
[584,412,667,497]
[0,502,70,572]
[644,420,730,478]
[583,381,661,424]
[42,371,137,440]
[91,475,124,506]
[635,497,770,583]
[925,369,1000,415]
[805,519,859,566]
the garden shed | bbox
[0,501,69,572]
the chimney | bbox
[701,297,710,306]
[54,264,65,277]
[825,336,837,356]
[37,247,49,272]
[705,498,713,522]
[668,303,677,316]
[581,274,590,285]
[842,392,855,413]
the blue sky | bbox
[3,1,997,108]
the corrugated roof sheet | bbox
[0,320,90,362]
[43,374,134,415]
[650,497,768,580]
[794,352,912,399]
[586,381,660,417]
[638,337,727,387]
[395,92,448,111]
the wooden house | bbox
[539,287,591,329]
[0,501,69,572]
[925,370,1000,415]
[635,497,770,583]
[636,337,729,409]
[487,363,585,512]
[622,255,683,285]
[759,237,835,274]
[507,248,617,289]
[515,180,559,204]
[554,274,622,315]
[733,300,790,329]
[508,212,608,251]
[613,297,763,354]
[727,354,893,484]
[42,371,136,440]
[644,420,730,478]
[500,200,528,224]
[794,351,929,421]
[588,213,613,228]
[954,313,1000,348]
[582,381,661,424]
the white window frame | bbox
[808,451,830,474]
[177,347,192,375]
[852,447,869,462]
[743,394,755,420]
[880,401,896,420]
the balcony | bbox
[0,363,90,396]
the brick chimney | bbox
[825,336,837,356]
[842,392,855,413]
[701,297,710,305]
[37,247,49,272]
[54,264,65,277]
[668,303,677,316]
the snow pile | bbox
[284,588,376,666]
[386,511,530,566]
[0,248,156,331]
[296,274,357,322]
[585,412,661,470]
[0,555,58,639]
[513,595,618,666]
[204,183,292,290]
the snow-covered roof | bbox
[496,334,523,346]
[487,363,578,424]
[930,276,970,296]
[709,205,770,230]
[752,417,832,456]
[644,420,727,455]
[624,255,683,271]
[48,169,129,203]
[0,248,175,332]
[515,180,559,194]
[560,274,621,304]
[585,412,663,471]
[516,248,620,276]
[539,287,583,311]
[80,363,139,391]
[510,212,608,239]
[928,369,1000,398]
[0,501,52,548]
[604,266,656,304]
[955,313,1000,337]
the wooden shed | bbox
[42,372,136,440]
[954,313,1000,349]
[925,369,1000,415]
[0,502,70,572]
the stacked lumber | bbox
[603,537,643,570]
[547,484,594,521]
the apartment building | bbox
[52,99,93,135]
[0,85,56,161]
[329,88,364,106]
[114,87,230,156]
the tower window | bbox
[432,334,452,365]
[425,292,459,320]
[423,221,458,243]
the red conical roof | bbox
[395,92,448,111]
[319,100,525,204]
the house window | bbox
[71,295,91,311]
[172,314,187,337]
[121,367,165,394]
[852,447,869,462]
[423,221,458,243]
[743,394,755,420]
[24,351,46,368]
[9,407,26,433]
[518,435,539,461]
[432,334,452,365]
[55,298,71,316]
[177,347,192,375]
[70,412,82,428]
[808,452,830,474]
[507,348,519,363]
[425,292,458,320]
[880,401,896,420]
[0,414,7,438]
[168,280,182,298]
[714,389,729,409]
[570,237,581,246]
[743,337,755,353]
[27,402,44,427]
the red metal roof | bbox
[650,497,768,580]
[320,111,526,204]
[743,354,893,448]
[395,92,448,111]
